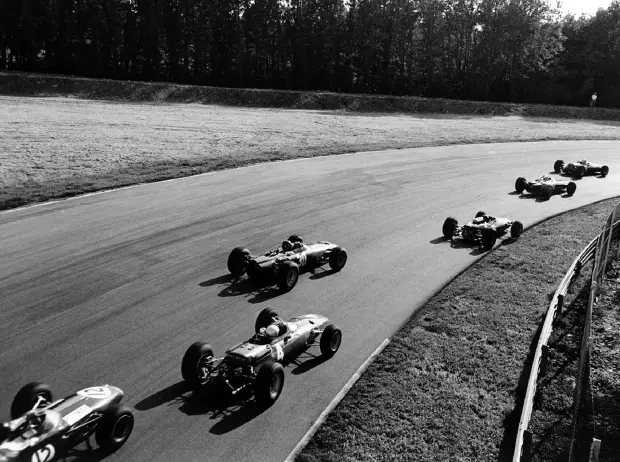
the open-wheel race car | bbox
[554,159,609,178]
[442,211,524,251]
[181,308,343,406]
[227,235,348,292]
[0,383,134,462]
[515,174,576,200]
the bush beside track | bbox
[3,71,620,121]
[295,198,620,462]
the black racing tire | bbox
[181,342,214,385]
[320,324,342,358]
[227,247,250,278]
[575,166,586,179]
[328,247,348,271]
[255,308,279,333]
[510,221,524,239]
[95,404,135,452]
[287,235,304,243]
[481,231,497,251]
[601,166,609,177]
[515,177,527,194]
[554,160,564,173]
[11,382,53,419]
[567,182,577,196]
[541,184,553,200]
[442,217,458,239]
[475,210,486,218]
[254,361,285,406]
[277,261,299,292]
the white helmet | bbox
[265,324,279,337]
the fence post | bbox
[540,345,549,378]
[521,430,532,462]
[589,438,601,462]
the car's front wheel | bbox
[95,404,135,452]
[329,247,348,271]
[515,177,527,194]
[481,231,497,251]
[442,217,458,239]
[320,324,342,358]
[554,160,564,173]
[601,166,609,177]
[567,182,577,196]
[510,221,524,239]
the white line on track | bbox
[283,338,391,462]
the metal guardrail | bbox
[512,221,620,462]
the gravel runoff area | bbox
[2,95,620,210]
[295,197,620,462]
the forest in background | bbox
[1,0,619,107]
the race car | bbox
[181,308,342,406]
[515,174,576,200]
[554,159,609,178]
[0,383,134,462]
[227,235,348,292]
[442,211,524,251]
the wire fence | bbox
[513,201,620,462]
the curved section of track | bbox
[1,140,620,462]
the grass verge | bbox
[2,85,620,211]
[295,197,620,462]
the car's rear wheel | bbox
[277,261,299,292]
[567,182,577,196]
[481,231,497,251]
[510,221,524,239]
[554,160,564,173]
[320,324,342,358]
[254,361,284,406]
[601,166,609,177]
[181,342,214,385]
[442,217,458,239]
[515,177,527,194]
[329,247,347,271]
[95,404,135,452]
[227,247,250,278]
[255,308,279,333]
[11,382,53,419]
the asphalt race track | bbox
[2,140,620,462]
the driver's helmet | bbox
[281,240,293,252]
[26,412,46,435]
[265,324,280,337]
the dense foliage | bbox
[1,0,619,107]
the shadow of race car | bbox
[442,211,524,251]
[227,235,347,292]
[181,308,342,406]
[0,383,134,462]
[554,159,609,178]
[515,174,576,200]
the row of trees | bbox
[1,0,619,107]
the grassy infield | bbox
[2,73,619,461]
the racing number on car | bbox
[31,445,55,462]
[271,343,284,361]
[298,252,307,267]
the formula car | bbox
[554,159,609,178]
[442,211,524,251]
[181,308,342,406]
[0,383,134,462]
[515,174,576,200]
[227,235,348,292]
